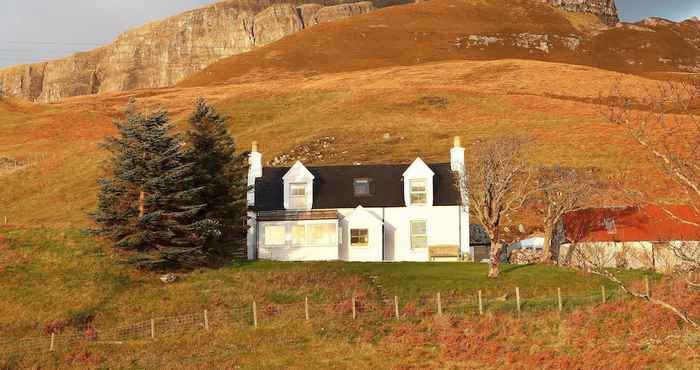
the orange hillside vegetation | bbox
[179,0,700,88]
[0,58,688,227]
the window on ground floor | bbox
[351,228,369,247]
[292,224,306,245]
[307,223,337,245]
[410,220,427,249]
[264,225,286,246]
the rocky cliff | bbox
[0,0,620,102]
[544,0,618,26]
[0,0,378,103]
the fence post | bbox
[305,297,310,321]
[437,292,442,315]
[645,276,651,298]
[515,287,521,318]
[253,301,258,328]
[478,290,483,316]
[601,286,606,304]
[204,310,209,331]
[557,288,563,313]
[351,296,357,319]
[150,319,155,339]
[394,296,400,320]
[50,333,55,351]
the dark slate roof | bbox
[254,163,461,211]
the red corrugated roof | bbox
[564,205,700,242]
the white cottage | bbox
[246,138,470,262]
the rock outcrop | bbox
[544,0,619,26]
[0,0,380,103]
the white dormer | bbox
[282,161,314,210]
[402,157,435,207]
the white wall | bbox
[338,208,384,262]
[559,240,700,272]
[256,205,469,262]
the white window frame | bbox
[410,220,428,249]
[409,179,427,206]
[350,228,369,248]
[289,183,307,210]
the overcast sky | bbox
[0,0,698,68]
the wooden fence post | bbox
[204,310,209,331]
[437,292,442,315]
[150,319,155,339]
[305,297,310,321]
[50,333,55,351]
[645,276,651,298]
[557,288,563,313]
[252,301,258,328]
[601,286,606,304]
[515,287,521,317]
[478,290,483,316]
[394,296,400,320]
[352,296,356,320]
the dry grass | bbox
[0,59,687,227]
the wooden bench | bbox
[429,245,460,261]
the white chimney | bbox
[247,141,263,207]
[450,136,465,173]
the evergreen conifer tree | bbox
[94,103,208,269]
[185,98,248,260]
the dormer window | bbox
[353,178,371,196]
[409,179,427,205]
[289,183,307,209]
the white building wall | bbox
[339,209,384,262]
[256,205,469,262]
[384,206,464,261]
[559,240,700,272]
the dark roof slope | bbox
[254,163,461,211]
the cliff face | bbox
[544,0,618,26]
[0,0,379,103]
[0,0,619,103]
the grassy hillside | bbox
[179,0,700,88]
[1,227,698,368]
[0,59,688,227]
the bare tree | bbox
[602,79,700,283]
[535,167,596,264]
[457,138,532,278]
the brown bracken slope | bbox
[180,0,700,87]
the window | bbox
[289,183,307,209]
[351,229,369,247]
[307,223,337,245]
[410,220,427,249]
[264,225,286,246]
[353,178,371,196]
[603,218,617,234]
[409,179,427,205]
[292,224,306,244]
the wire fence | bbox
[0,285,637,357]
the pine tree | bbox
[185,98,248,260]
[94,103,208,269]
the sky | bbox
[0,0,699,68]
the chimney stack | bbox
[247,141,263,207]
[450,136,465,173]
